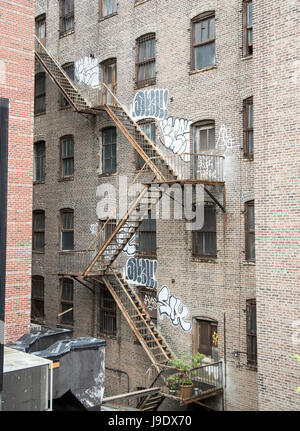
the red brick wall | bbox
[0,0,35,342]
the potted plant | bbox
[167,375,180,395]
[168,355,194,400]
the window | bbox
[243,0,253,56]
[100,0,117,18]
[60,63,74,108]
[195,319,218,357]
[34,73,46,115]
[60,209,74,251]
[34,141,45,182]
[192,204,216,257]
[60,278,74,325]
[193,121,215,152]
[35,14,46,45]
[102,127,117,174]
[136,120,156,170]
[246,299,257,367]
[101,58,117,105]
[59,0,74,35]
[60,135,74,178]
[245,200,255,261]
[31,276,45,323]
[192,13,215,70]
[138,218,156,257]
[99,287,116,335]
[33,210,45,252]
[243,97,253,158]
[136,34,156,87]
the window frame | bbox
[31,275,45,324]
[59,277,74,326]
[35,13,46,45]
[135,33,156,88]
[99,0,117,19]
[99,286,117,336]
[243,0,253,57]
[34,140,46,183]
[246,299,257,368]
[138,218,157,258]
[191,12,216,71]
[102,127,117,174]
[60,135,74,179]
[192,203,217,258]
[33,210,45,252]
[245,200,255,262]
[34,72,46,115]
[194,318,218,357]
[243,97,253,159]
[60,208,74,251]
[59,0,75,36]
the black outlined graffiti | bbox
[125,257,158,289]
[159,117,192,157]
[131,89,169,120]
[157,285,192,332]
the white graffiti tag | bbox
[159,117,192,159]
[131,89,169,121]
[75,57,99,88]
[157,286,192,332]
[143,294,157,312]
[125,258,158,289]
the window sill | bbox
[246,364,257,372]
[99,12,118,22]
[243,156,254,161]
[59,250,76,254]
[57,323,74,329]
[98,172,117,177]
[241,55,253,61]
[191,255,218,263]
[58,176,74,182]
[189,65,217,75]
[59,29,75,39]
[33,181,45,185]
[134,79,156,90]
[137,253,157,259]
[32,250,45,254]
[243,260,255,266]
[135,0,151,6]
[34,112,46,117]
[98,333,117,340]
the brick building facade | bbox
[0,0,35,342]
[32,0,299,411]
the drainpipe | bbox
[0,98,9,411]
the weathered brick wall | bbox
[33,0,258,410]
[254,0,300,411]
[0,0,34,342]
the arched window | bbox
[102,127,117,174]
[101,58,117,104]
[60,208,74,250]
[136,33,156,87]
[191,12,215,70]
[194,318,218,358]
[59,0,74,35]
[60,135,74,178]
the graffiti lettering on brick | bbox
[157,285,192,332]
[131,89,169,121]
[125,257,158,289]
[75,57,99,88]
[143,293,157,312]
[159,116,192,160]
[118,222,137,256]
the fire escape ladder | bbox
[83,184,163,276]
[99,270,175,370]
[34,36,91,112]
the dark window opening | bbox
[195,319,218,357]
[243,97,253,158]
[136,33,156,87]
[34,73,46,115]
[35,14,46,45]
[33,210,45,252]
[243,0,253,56]
[31,276,45,323]
[102,127,117,174]
[34,141,45,182]
[138,218,156,257]
[245,200,255,261]
[99,287,117,335]
[246,299,257,367]
[60,135,74,178]
[192,13,215,70]
[100,0,117,18]
[60,209,74,251]
[60,278,74,325]
[59,0,74,35]
[192,204,216,257]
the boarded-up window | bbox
[59,0,74,35]
[138,218,156,257]
[192,204,216,257]
[33,210,45,252]
[102,127,117,174]
[192,13,215,70]
[34,73,46,115]
[246,299,257,367]
[34,141,45,182]
[31,276,45,323]
[136,34,156,87]
[245,200,255,261]
[99,287,117,335]
[195,320,218,357]
[60,209,74,251]
[60,135,74,178]
[243,97,253,158]
[60,278,74,325]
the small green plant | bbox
[168,353,206,386]
[292,355,300,394]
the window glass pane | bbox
[209,18,215,39]
[209,128,215,150]
[34,232,44,250]
[205,232,216,255]
[200,129,208,150]
[31,300,44,320]
[248,131,254,154]
[247,2,253,27]
[138,64,145,82]
[139,42,145,62]
[62,231,74,250]
[248,104,253,127]
[194,22,201,44]
[62,211,73,229]
[61,303,73,323]
[201,19,208,42]
[195,42,215,69]
[248,205,254,230]
[249,233,255,259]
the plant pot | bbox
[169,388,177,395]
[180,383,194,399]
[193,387,201,396]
